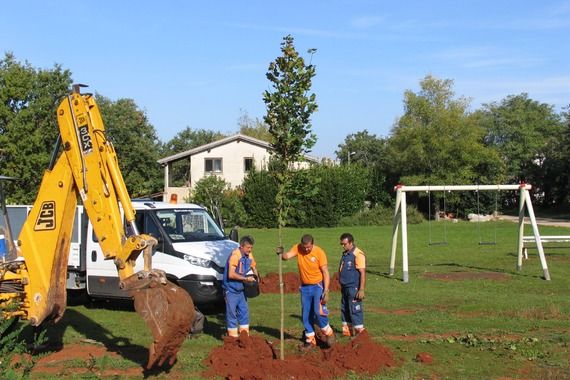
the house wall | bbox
[191,141,270,188]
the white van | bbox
[5,201,239,306]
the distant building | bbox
[157,134,318,202]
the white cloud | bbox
[350,16,385,29]
[459,76,570,109]
[433,47,543,69]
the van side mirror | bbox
[229,227,238,243]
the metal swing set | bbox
[427,187,499,246]
[389,183,551,283]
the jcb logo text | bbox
[35,201,56,231]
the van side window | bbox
[130,212,163,250]
[145,216,161,241]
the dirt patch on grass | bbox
[423,271,511,281]
[415,352,433,364]
[260,272,341,294]
[501,304,565,320]
[202,330,398,379]
[30,343,143,378]
[384,333,458,342]
[368,307,416,315]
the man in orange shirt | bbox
[223,235,259,337]
[278,234,335,348]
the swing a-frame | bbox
[389,183,551,282]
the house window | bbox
[244,158,254,172]
[205,158,222,174]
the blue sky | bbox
[1,1,569,158]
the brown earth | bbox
[259,272,341,294]
[423,271,511,281]
[415,352,433,364]
[202,330,398,379]
[31,343,144,378]
[29,332,400,379]
[368,306,416,315]
[131,279,195,369]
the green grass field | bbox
[32,221,570,379]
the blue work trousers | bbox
[340,285,363,326]
[300,284,328,335]
[225,290,249,329]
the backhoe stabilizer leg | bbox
[129,276,195,369]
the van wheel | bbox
[67,289,87,306]
[0,316,19,339]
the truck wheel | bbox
[67,289,87,306]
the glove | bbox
[321,290,329,304]
[276,246,284,255]
[355,289,365,300]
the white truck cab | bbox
[3,202,239,306]
[79,200,239,305]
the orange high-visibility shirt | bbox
[228,249,256,274]
[289,244,328,285]
[354,247,366,269]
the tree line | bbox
[1,49,569,226]
[0,53,261,203]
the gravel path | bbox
[498,215,570,228]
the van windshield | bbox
[154,209,226,242]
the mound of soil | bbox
[415,352,433,364]
[202,330,397,379]
[423,271,511,281]
[259,272,341,294]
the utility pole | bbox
[348,151,356,165]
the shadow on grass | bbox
[366,267,407,281]
[251,324,297,341]
[23,308,162,373]
[26,299,207,376]
[430,262,546,280]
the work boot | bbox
[342,324,352,337]
[320,325,336,348]
[354,327,366,335]
[238,326,250,336]
[324,331,336,347]
[301,335,317,351]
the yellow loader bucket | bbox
[131,278,196,368]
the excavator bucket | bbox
[131,279,196,369]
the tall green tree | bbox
[0,53,72,203]
[190,175,229,226]
[387,75,504,187]
[238,110,272,142]
[336,130,386,167]
[161,127,225,186]
[95,95,163,198]
[336,130,391,206]
[161,127,225,156]
[263,35,317,359]
[477,94,564,205]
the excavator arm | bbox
[0,86,194,368]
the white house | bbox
[157,134,318,202]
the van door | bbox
[85,209,165,299]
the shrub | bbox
[222,188,247,228]
[300,165,370,227]
[189,175,229,226]
[338,205,424,226]
[241,170,278,228]
[0,315,38,379]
